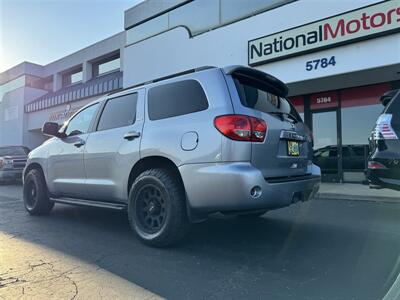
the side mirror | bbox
[42,122,61,137]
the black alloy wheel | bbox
[135,184,167,234]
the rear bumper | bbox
[367,168,400,191]
[179,162,321,213]
[0,169,23,181]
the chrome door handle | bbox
[74,141,85,148]
[124,131,141,140]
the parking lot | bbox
[1,183,400,299]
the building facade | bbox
[0,0,399,183]
[0,32,125,148]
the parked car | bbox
[0,146,30,182]
[23,66,321,246]
[313,144,368,182]
[367,89,400,191]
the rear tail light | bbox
[368,161,387,169]
[214,115,267,142]
[374,114,398,140]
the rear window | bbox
[97,93,138,131]
[0,146,29,156]
[384,91,400,114]
[148,80,208,121]
[352,146,367,156]
[233,75,301,121]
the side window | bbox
[319,150,329,158]
[97,93,138,131]
[148,79,208,120]
[342,147,351,157]
[65,103,99,136]
[353,146,366,157]
[329,149,338,158]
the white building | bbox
[1,0,399,183]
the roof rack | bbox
[108,66,216,96]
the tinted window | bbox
[329,149,338,158]
[97,93,138,131]
[234,75,301,122]
[353,146,366,156]
[65,103,99,136]
[148,80,208,120]
[385,91,400,114]
[342,147,351,157]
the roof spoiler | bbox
[380,89,399,107]
[223,65,289,97]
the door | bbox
[47,103,100,198]
[84,90,144,202]
[311,110,340,182]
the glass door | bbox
[312,110,340,182]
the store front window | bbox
[301,83,391,183]
[310,91,340,182]
[340,83,390,182]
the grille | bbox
[12,159,27,169]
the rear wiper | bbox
[269,112,298,123]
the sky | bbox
[0,0,143,73]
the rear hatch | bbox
[370,90,400,178]
[225,67,312,179]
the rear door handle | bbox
[74,141,85,148]
[124,131,141,140]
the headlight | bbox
[0,158,12,169]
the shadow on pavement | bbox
[1,198,399,299]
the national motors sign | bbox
[248,0,400,66]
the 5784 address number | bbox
[306,56,336,71]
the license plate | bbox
[287,141,300,156]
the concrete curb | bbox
[315,192,400,204]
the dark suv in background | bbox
[368,89,400,191]
[0,146,30,182]
[313,144,368,183]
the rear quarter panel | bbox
[140,69,236,166]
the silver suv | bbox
[23,66,320,246]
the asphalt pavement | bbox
[1,184,400,299]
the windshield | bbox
[0,146,29,156]
[233,75,301,122]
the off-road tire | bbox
[23,169,54,215]
[128,168,190,247]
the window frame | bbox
[62,68,83,88]
[92,54,121,78]
[95,92,139,132]
[62,102,100,137]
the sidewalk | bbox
[316,183,400,203]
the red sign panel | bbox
[289,96,304,113]
[310,91,338,110]
[341,83,391,108]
